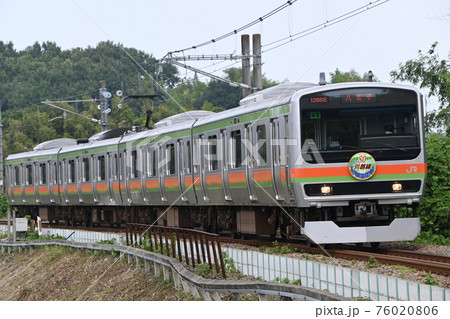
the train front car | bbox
[289,83,426,245]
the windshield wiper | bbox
[339,145,368,152]
[364,141,406,152]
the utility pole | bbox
[252,34,262,91]
[241,34,251,98]
[99,80,110,132]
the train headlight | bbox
[321,185,332,195]
[392,182,402,192]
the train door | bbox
[106,153,116,204]
[120,150,132,204]
[158,144,168,203]
[161,141,181,204]
[177,139,189,203]
[63,159,78,204]
[205,133,225,204]
[227,126,249,204]
[143,146,162,205]
[271,118,286,202]
[37,161,50,204]
[22,163,35,204]
[10,165,22,204]
[110,153,122,205]
[192,136,204,204]
[270,116,294,203]
[127,149,144,205]
[221,129,232,202]
[78,157,86,204]
[197,135,209,203]
[181,138,197,204]
[245,124,258,202]
[14,164,24,204]
[49,160,59,204]
[249,121,276,204]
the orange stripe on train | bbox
[206,174,222,185]
[228,172,246,184]
[290,163,427,178]
[164,178,179,188]
[253,170,272,182]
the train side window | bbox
[166,143,175,175]
[230,130,242,168]
[14,166,20,186]
[98,156,106,181]
[256,125,267,166]
[208,135,218,171]
[82,157,90,182]
[68,160,75,183]
[39,163,47,185]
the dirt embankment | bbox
[0,246,197,301]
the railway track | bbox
[3,221,449,276]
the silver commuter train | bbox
[5,81,426,244]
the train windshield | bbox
[300,87,421,163]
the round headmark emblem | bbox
[349,152,376,180]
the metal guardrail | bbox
[125,223,226,278]
[0,240,347,301]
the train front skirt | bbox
[302,218,421,244]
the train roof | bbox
[239,82,316,107]
[33,138,78,151]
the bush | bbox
[417,134,450,240]
[0,194,9,219]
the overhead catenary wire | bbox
[262,0,389,53]
[165,0,390,85]
[167,0,297,56]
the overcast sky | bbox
[1,0,449,107]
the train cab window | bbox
[208,135,218,171]
[230,130,242,168]
[39,163,47,185]
[256,125,267,166]
[166,144,176,175]
[82,157,90,182]
[98,156,106,181]
[14,166,20,186]
[131,150,139,179]
[68,160,75,183]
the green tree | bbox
[390,42,449,134]
[390,42,450,243]
[416,134,450,242]
[330,68,378,83]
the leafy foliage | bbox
[330,68,378,83]
[417,134,450,240]
[0,194,9,218]
[0,41,278,158]
[390,42,450,134]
